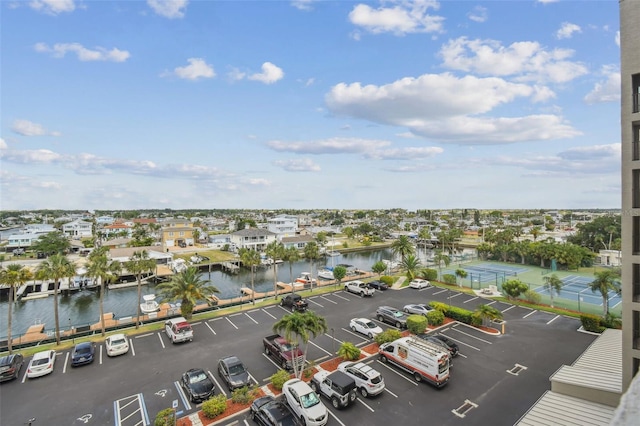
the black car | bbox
[217,356,251,391]
[417,334,459,358]
[280,294,308,312]
[432,334,460,357]
[368,280,389,291]
[250,395,302,426]
[71,342,95,367]
[181,368,215,403]
[0,354,24,382]
[375,306,409,329]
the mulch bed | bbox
[319,353,367,371]
[177,388,266,426]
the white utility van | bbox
[378,336,450,387]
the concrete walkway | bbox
[391,276,406,289]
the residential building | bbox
[102,223,133,239]
[162,226,195,248]
[230,228,277,252]
[281,235,314,251]
[620,0,640,395]
[62,219,93,239]
[596,250,622,267]
[267,214,298,238]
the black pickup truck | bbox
[280,294,308,312]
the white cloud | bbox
[326,73,580,144]
[166,58,216,81]
[11,119,61,136]
[364,146,443,160]
[29,0,75,14]
[0,138,7,149]
[272,158,321,172]
[556,22,581,39]
[349,1,444,36]
[291,0,317,11]
[34,42,130,62]
[248,62,284,84]
[467,6,487,23]
[147,0,188,19]
[267,137,390,155]
[557,143,620,161]
[616,31,620,47]
[439,37,588,84]
[227,67,246,82]
[584,65,621,104]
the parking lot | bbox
[0,285,597,426]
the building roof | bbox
[516,391,616,426]
[232,228,275,237]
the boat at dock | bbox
[295,272,317,287]
[140,294,160,314]
[317,268,334,280]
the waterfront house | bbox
[230,228,277,252]
[62,219,93,239]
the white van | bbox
[378,336,450,387]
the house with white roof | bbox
[62,219,93,239]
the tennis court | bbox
[535,275,621,307]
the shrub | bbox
[338,342,361,361]
[602,313,622,329]
[202,394,227,419]
[469,312,483,327]
[380,275,395,285]
[442,274,457,285]
[502,279,528,299]
[426,309,444,326]
[429,301,448,313]
[580,314,605,333]
[342,242,349,248]
[523,289,541,304]
[231,385,259,404]
[422,268,438,281]
[154,408,176,426]
[303,360,316,379]
[374,329,402,345]
[406,315,428,334]
[270,369,291,391]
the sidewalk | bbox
[391,276,406,289]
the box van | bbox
[379,336,450,388]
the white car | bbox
[282,378,328,426]
[105,334,129,357]
[27,350,56,379]
[349,318,383,339]
[337,361,385,398]
[409,279,431,289]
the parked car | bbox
[337,361,385,398]
[27,350,56,378]
[165,317,193,344]
[105,334,129,357]
[0,354,24,382]
[349,318,383,339]
[250,395,302,426]
[416,334,459,358]
[309,370,357,409]
[403,303,433,316]
[280,294,308,312]
[12,248,25,256]
[409,279,431,289]
[431,334,460,357]
[344,280,375,297]
[71,342,95,367]
[180,368,215,403]
[375,306,409,329]
[367,280,389,291]
[217,356,251,391]
[282,378,328,426]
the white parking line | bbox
[261,353,282,370]
[158,332,166,348]
[375,360,419,386]
[523,310,537,318]
[485,300,497,306]
[384,388,398,398]
[327,409,347,426]
[63,352,69,373]
[130,339,136,356]
[320,296,338,304]
[262,308,277,319]
[332,293,350,301]
[502,305,516,313]
[449,293,463,299]
[547,315,560,325]
[230,313,243,317]
[370,318,402,331]
[99,345,103,365]
[450,327,492,345]
[340,327,369,341]
[226,317,239,329]
[464,297,479,303]
[357,397,375,412]
[245,312,259,324]
[324,332,344,345]
[433,289,448,296]
[209,370,226,397]
[248,373,259,385]
[135,332,154,338]
[174,381,192,411]
[249,309,260,313]
[205,322,216,335]
[437,333,480,351]
[309,341,332,356]
[307,299,324,308]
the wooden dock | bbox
[221,261,241,273]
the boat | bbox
[171,258,188,273]
[140,294,160,314]
[317,268,334,280]
[295,272,317,287]
[325,250,340,257]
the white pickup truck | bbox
[165,317,193,344]
[344,280,375,297]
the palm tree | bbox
[542,274,563,308]
[156,266,219,319]
[272,311,328,379]
[265,241,285,300]
[475,304,503,326]
[36,253,76,345]
[303,242,320,289]
[1,264,33,353]
[455,268,468,288]
[400,254,422,281]
[282,246,300,295]
[239,248,261,305]
[433,250,450,281]
[590,270,621,316]
[125,250,157,329]
[391,235,415,263]
[86,247,122,336]
[530,226,542,241]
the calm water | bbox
[1,248,413,339]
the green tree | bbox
[400,254,422,281]
[272,311,328,379]
[265,241,285,300]
[455,268,467,287]
[130,223,154,247]
[530,226,542,241]
[542,274,563,308]
[31,231,71,256]
[475,304,503,326]
[433,250,450,281]
[125,250,157,328]
[391,235,415,262]
[282,246,300,295]
[36,253,76,344]
[303,242,321,289]
[239,248,261,305]
[156,266,219,319]
[86,247,122,336]
[590,270,621,316]
[1,264,33,353]
[371,261,387,278]
[502,279,529,300]
[332,265,347,288]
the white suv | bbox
[282,378,328,426]
[337,361,385,398]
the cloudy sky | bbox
[1,0,621,211]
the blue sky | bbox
[0,0,621,211]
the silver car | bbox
[337,361,385,398]
[403,303,433,316]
